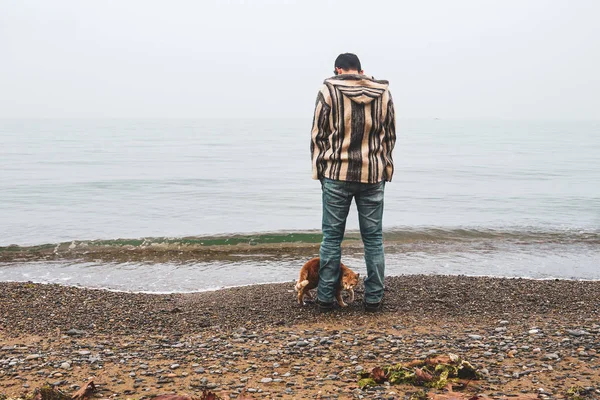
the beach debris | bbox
[152,390,254,400]
[27,385,70,400]
[408,386,540,399]
[358,353,482,390]
[566,386,596,400]
[0,387,253,400]
[18,379,97,400]
[70,380,96,400]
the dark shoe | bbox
[315,298,334,312]
[364,301,383,312]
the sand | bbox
[1,275,600,399]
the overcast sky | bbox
[1,0,598,119]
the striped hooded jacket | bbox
[311,74,396,184]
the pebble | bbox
[567,329,589,337]
[60,362,71,369]
[4,277,600,399]
[543,353,560,360]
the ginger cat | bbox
[295,257,360,307]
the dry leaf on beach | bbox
[71,380,96,400]
[371,366,387,383]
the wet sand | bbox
[1,275,600,399]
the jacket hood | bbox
[324,74,389,105]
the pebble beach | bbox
[1,275,600,399]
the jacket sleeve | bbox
[310,87,331,180]
[383,91,396,181]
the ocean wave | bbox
[1,227,598,260]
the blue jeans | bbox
[317,178,386,304]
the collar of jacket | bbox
[324,74,389,85]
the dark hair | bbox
[334,53,361,72]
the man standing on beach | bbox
[311,53,396,312]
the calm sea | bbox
[1,118,599,291]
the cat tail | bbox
[294,280,309,292]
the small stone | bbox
[296,341,309,347]
[495,327,507,332]
[499,320,509,325]
[26,354,41,360]
[542,353,559,360]
[260,377,273,383]
[528,329,540,335]
[468,334,482,340]
[273,363,280,368]
[66,329,85,336]
[60,362,71,369]
[170,364,180,369]
[77,351,91,356]
[567,329,589,337]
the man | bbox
[311,53,396,312]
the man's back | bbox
[312,53,395,312]
[311,74,396,184]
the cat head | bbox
[342,269,360,290]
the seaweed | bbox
[566,386,594,400]
[358,378,378,389]
[358,353,482,390]
[409,391,428,400]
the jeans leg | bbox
[355,181,385,304]
[318,179,352,303]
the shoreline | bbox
[2,227,598,264]
[2,275,600,398]
[2,273,600,296]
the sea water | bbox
[1,118,599,291]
